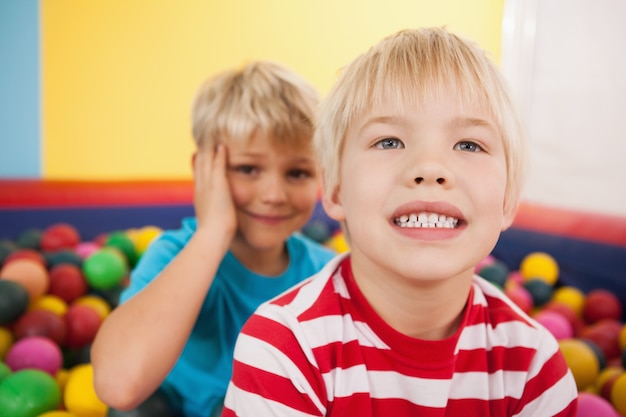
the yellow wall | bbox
[42,0,504,180]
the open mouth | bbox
[393,212,459,229]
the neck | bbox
[229,238,289,277]
[351,258,473,340]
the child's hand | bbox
[192,145,237,249]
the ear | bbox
[321,183,346,222]
[500,199,519,231]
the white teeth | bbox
[394,212,459,228]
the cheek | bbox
[291,184,320,212]
[227,178,251,207]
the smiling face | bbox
[227,130,320,259]
[323,90,515,286]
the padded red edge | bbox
[512,202,626,248]
[0,179,193,207]
[1,180,625,247]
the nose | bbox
[408,149,453,187]
[261,174,288,204]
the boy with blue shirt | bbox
[91,61,335,417]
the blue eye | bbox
[455,141,482,152]
[375,138,404,149]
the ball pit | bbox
[0,369,61,417]
[5,335,63,375]
[0,214,624,415]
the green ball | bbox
[0,280,30,326]
[83,248,128,290]
[0,369,61,417]
[105,231,138,267]
[0,362,11,384]
[16,229,42,250]
[478,261,509,288]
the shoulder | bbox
[120,217,196,301]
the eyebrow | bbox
[357,114,496,133]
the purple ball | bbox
[5,336,62,376]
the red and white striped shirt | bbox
[223,254,578,417]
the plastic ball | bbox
[0,240,17,265]
[596,366,623,401]
[39,412,77,417]
[73,295,111,320]
[12,309,67,345]
[577,392,620,417]
[106,231,139,267]
[611,373,626,416]
[16,228,42,250]
[0,369,61,417]
[0,361,10,383]
[0,326,14,359]
[559,338,600,391]
[619,324,626,351]
[326,232,349,253]
[75,241,101,259]
[83,248,128,291]
[29,294,69,316]
[533,310,573,340]
[543,302,585,337]
[550,286,586,317]
[0,258,49,301]
[583,289,623,324]
[301,220,333,244]
[5,336,63,375]
[64,364,108,417]
[3,248,47,267]
[48,263,88,304]
[45,249,83,269]
[503,284,533,314]
[40,223,81,252]
[478,261,509,289]
[522,278,554,307]
[519,251,559,285]
[133,225,162,256]
[474,255,495,273]
[579,319,622,362]
[0,280,30,326]
[63,304,102,349]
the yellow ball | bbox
[39,411,77,417]
[559,338,600,391]
[327,232,349,254]
[56,367,70,393]
[29,294,69,316]
[611,373,626,416]
[0,326,14,359]
[64,364,108,417]
[551,286,585,317]
[134,225,162,255]
[520,252,559,285]
[72,295,111,320]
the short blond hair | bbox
[315,27,527,216]
[192,61,319,149]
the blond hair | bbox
[192,61,319,150]
[315,27,527,216]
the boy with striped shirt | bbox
[222,27,578,416]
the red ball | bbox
[583,289,623,324]
[580,319,623,361]
[40,223,81,252]
[63,304,102,349]
[2,248,46,267]
[48,263,88,303]
[12,309,67,345]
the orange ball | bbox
[0,258,49,301]
[559,338,600,391]
[618,324,626,351]
[611,372,626,416]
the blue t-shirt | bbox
[120,217,335,417]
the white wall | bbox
[501,0,626,217]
